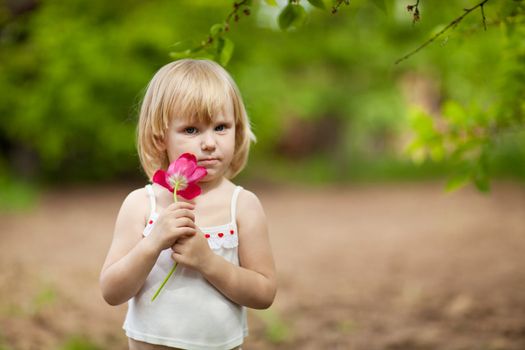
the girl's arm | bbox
[100,190,197,306]
[172,190,277,309]
[99,189,160,306]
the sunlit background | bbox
[1,0,524,349]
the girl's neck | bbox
[199,176,226,195]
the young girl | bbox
[100,59,277,350]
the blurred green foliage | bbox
[255,309,293,344]
[405,0,525,191]
[59,336,102,350]
[29,283,57,315]
[0,0,523,198]
[0,330,12,350]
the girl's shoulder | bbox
[236,187,266,224]
[218,180,260,209]
[123,186,149,205]
[118,186,150,226]
[237,187,259,204]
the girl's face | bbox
[163,99,236,183]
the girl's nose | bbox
[200,131,216,151]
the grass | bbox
[59,336,103,350]
[0,330,13,350]
[0,280,58,318]
[255,309,293,344]
[0,176,39,212]
[338,319,358,334]
[29,283,58,316]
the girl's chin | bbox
[200,169,224,182]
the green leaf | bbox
[429,142,445,162]
[449,139,479,162]
[370,0,387,14]
[265,0,278,6]
[405,138,422,154]
[169,40,200,59]
[307,0,326,10]
[442,100,467,128]
[278,4,295,31]
[278,4,307,31]
[210,23,225,38]
[170,40,195,52]
[217,37,234,66]
[473,174,490,192]
[409,108,436,140]
[406,139,426,164]
[445,172,470,192]
[473,147,491,192]
[169,50,191,60]
[193,53,216,61]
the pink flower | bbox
[152,153,207,200]
[150,153,207,302]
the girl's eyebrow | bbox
[174,118,199,125]
[172,113,232,127]
[215,113,234,121]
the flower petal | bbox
[187,166,207,183]
[177,182,201,200]
[168,153,197,179]
[167,157,185,176]
[180,153,198,163]
[152,170,174,192]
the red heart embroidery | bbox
[149,220,153,224]
[218,233,224,238]
[230,230,234,235]
[205,234,210,239]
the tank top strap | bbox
[230,186,243,224]
[145,184,156,216]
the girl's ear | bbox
[153,135,166,152]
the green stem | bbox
[151,181,179,302]
[151,262,178,301]
[173,182,178,203]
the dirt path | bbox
[1,181,524,349]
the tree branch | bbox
[196,0,251,51]
[406,0,421,24]
[331,0,350,14]
[395,0,491,65]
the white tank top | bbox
[123,184,248,350]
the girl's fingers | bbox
[181,199,196,206]
[173,227,196,239]
[168,217,194,230]
[171,244,181,254]
[171,236,190,252]
[173,209,195,221]
[175,217,195,228]
[167,202,195,211]
[171,252,184,264]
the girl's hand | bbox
[170,229,214,272]
[147,202,196,252]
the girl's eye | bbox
[215,124,227,132]
[184,127,198,134]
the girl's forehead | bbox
[171,106,235,124]
[173,101,234,125]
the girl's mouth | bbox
[198,158,219,166]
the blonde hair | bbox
[137,59,256,180]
